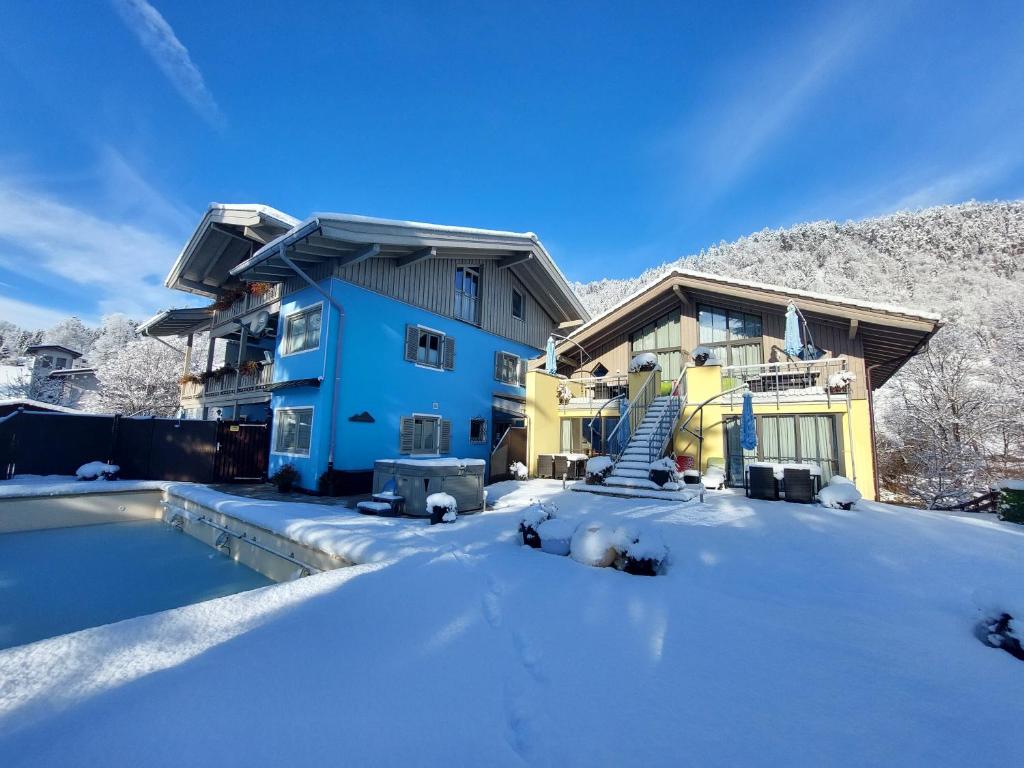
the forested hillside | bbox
[574,201,1024,504]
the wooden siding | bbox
[280,257,555,350]
[567,290,869,399]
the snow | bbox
[509,461,528,480]
[0,398,81,415]
[569,523,629,567]
[376,457,486,468]
[997,479,1024,491]
[649,457,677,472]
[75,462,119,480]
[585,455,612,475]
[818,482,863,509]
[536,518,576,556]
[628,352,660,372]
[625,528,668,562]
[1,478,1022,766]
[749,461,822,479]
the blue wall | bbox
[269,278,539,489]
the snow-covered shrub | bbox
[510,461,528,481]
[662,481,681,491]
[826,370,856,391]
[691,345,718,366]
[628,352,660,373]
[570,524,631,568]
[537,518,577,556]
[76,461,119,481]
[648,457,678,487]
[519,501,556,547]
[622,529,669,576]
[978,613,1024,661]
[997,480,1024,524]
[818,476,862,509]
[585,455,613,485]
[426,492,458,524]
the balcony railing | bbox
[181,361,275,403]
[212,283,283,327]
[559,375,628,410]
[721,357,852,407]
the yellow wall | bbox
[673,364,877,499]
[525,370,562,475]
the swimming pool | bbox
[0,519,273,650]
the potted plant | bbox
[519,502,555,546]
[426,492,458,525]
[585,455,613,485]
[620,530,668,576]
[648,457,677,487]
[248,281,274,298]
[179,372,201,386]
[239,359,261,376]
[211,288,245,312]
[270,464,299,493]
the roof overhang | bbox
[25,344,83,358]
[563,269,944,389]
[165,204,299,298]
[138,307,214,338]
[229,213,590,325]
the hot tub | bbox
[372,458,485,517]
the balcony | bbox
[721,357,853,407]
[558,375,628,411]
[212,283,283,328]
[181,361,275,404]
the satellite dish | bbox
[249,310,270,337]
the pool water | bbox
[0,520,273,651]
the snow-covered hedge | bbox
[510,461,528,481]
[628,352,660,373]
[537,518,577,556]
[519,501,557,546]
[818,476,862,509]
[76,462,119,481]
[997,480,1024,523]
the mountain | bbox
[572,201,1024,322]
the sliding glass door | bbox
[725,414,841,485]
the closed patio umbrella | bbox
[546,336,557,373]
[740,392,757,451]
[784,303,803,358]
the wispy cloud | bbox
[670,4,891,200]
[0,295,69,330]
[0,175,187,323]
[110,0,224,129]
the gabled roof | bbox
[229,213,590,325]
[165,204,299,297]
[25,344,83,358]
[562,269,944,389]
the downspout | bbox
[275,231,345,470]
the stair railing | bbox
[587,393,626,455]
[605,369,659,463]
[648,368,689,463]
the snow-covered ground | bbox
[1,478,1022,767]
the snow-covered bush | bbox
[510,461,528,481]
[818,476,862,509]
[519,501,556,546]
[585,455,613,485]
[76,461,119,481]
[622,529,669,576]
[978,613,1024,661]
[537,518,577,556]
[426,492,458,524]
[628,352,660,373]
[826,370,856,391]
[570,524,631,568]
[648,457,677,487]
[691,345,718,366]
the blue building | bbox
[142,206,588,492]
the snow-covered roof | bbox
[569,267,943,340]
[0,398,82,414]
[165,204,300,298]
[25,344,83,358]
[230,213,590,324]
[138,307,214,338]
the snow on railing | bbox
[722,357,851,407]
[560,375,628,409]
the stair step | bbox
[616,460,651,470]
[610,468,650,479]
[603,476,665,491]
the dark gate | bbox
[490,426,527,483]
[214,421,270,482]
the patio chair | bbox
[537,454,554,479]
[553,455,569,479]
[783,468,815,504]
[746,466,780,501]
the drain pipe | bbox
[273,227,346,471]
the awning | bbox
[138,308,214,337]
[264,378,321,392]
[493,395,526,417]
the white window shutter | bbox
[439,419,451,453]
[404,325,419,362]
[443,336,455,370]
[399,416,414,453]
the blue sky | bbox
[0,0,1022,328]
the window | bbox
[725,414,840,485]
[698,304,763,368]
[283,305,322,355]
[455,266,481,324]
[404,325,455,370]
[275,408,313,456]
[629,311,682,381]
[511,288,524,320]
[495,351,526,386]
[470,418,487,444]
[400,415,452,455]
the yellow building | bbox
[524,269,943,500]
